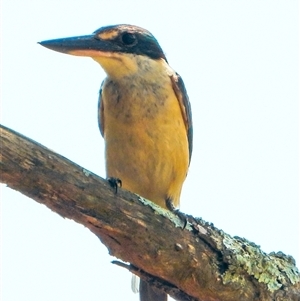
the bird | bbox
[39,24,193,301]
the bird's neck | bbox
[93,54,173,81]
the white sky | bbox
[1,1,299,300]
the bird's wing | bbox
[170,73,193,164]
[98,81,105,137]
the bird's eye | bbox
[121,33,137,46]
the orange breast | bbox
[102,76,189,208]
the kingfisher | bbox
[39,24,193,301]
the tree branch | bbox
[1,124,299,301]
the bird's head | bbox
[39,24,167,79]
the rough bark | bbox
[1,124,299,301]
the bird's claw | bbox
[107,177,122,193]
[165,198,188,229]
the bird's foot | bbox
[107,177,122,193]
[165,197,188,229]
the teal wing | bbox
[170,73,193,165]
[98,81,105,137]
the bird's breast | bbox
[102,76,170,122]
[102,74,189,207]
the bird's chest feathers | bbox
[103,78,170,123]
[102,76,172,123]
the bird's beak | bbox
[39,35,113,57]
[39,33,138,78]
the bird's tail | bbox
[139,279,167,301]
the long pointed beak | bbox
[39,35,114,57]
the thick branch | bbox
[1,124,299,301]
